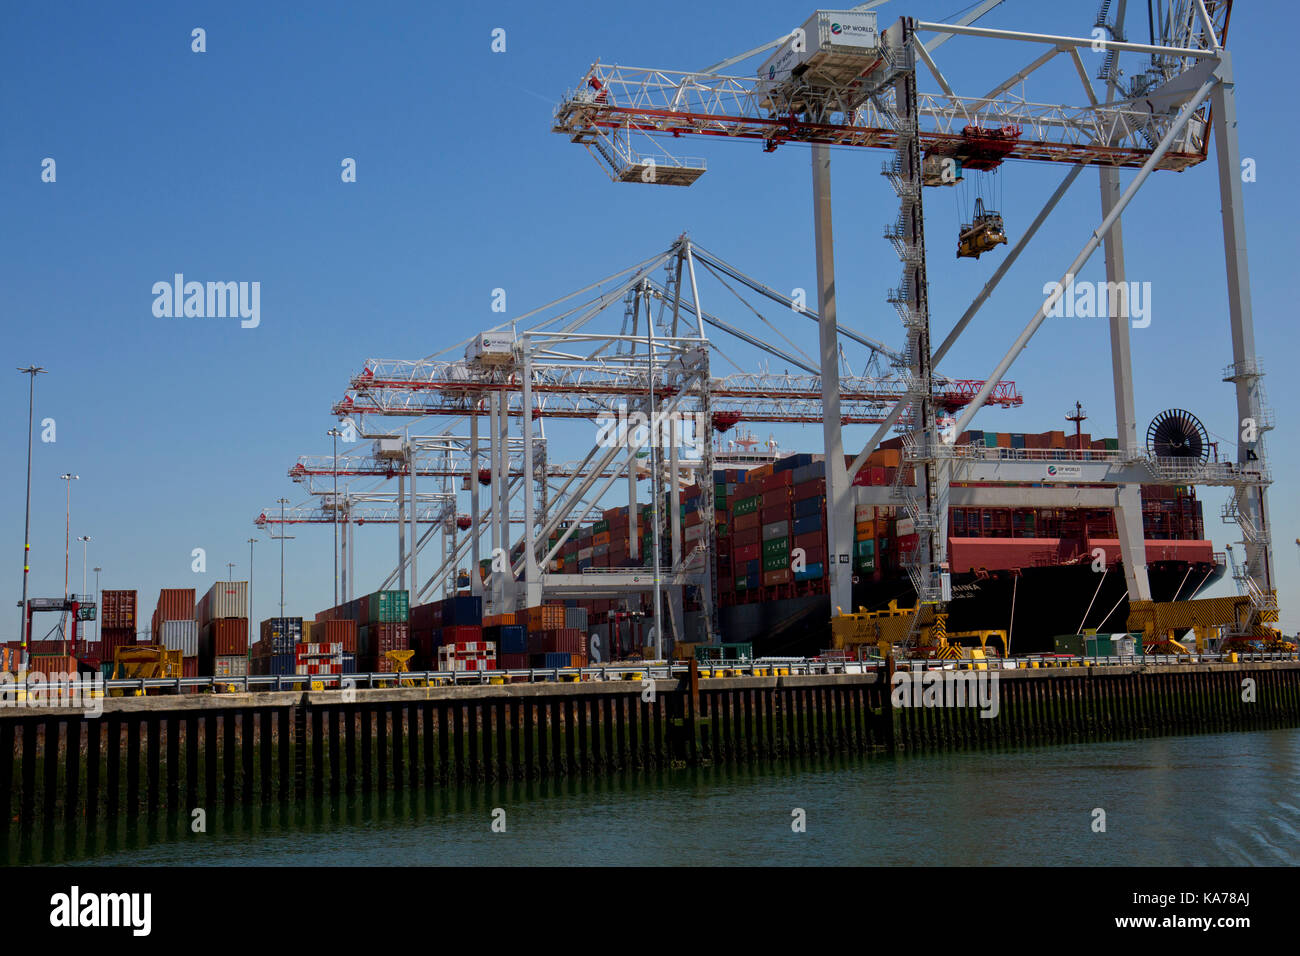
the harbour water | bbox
[17,728,1299,866]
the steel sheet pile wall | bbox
[4,663,1299,850]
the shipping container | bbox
[366,590,409,624]
[439,595,482,627]
[199,580,248,621]
[213,655,249,678]
[100,589,138,629]
[161,619,199,657]
[154,588,196,626]
[202,618,249,657]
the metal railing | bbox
[3,650,1297,701]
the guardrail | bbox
[3,650,1297,700]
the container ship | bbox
[524,425,1224,658]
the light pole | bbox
[77,535,90,601]
[247,538,257,628]
[60,474,79,632]
[327,427,342,607]
[93,566,102,644]
[226,562,236,582]
[275,498,293,617]
[17,365,46,654]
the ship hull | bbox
[717,559,1225,657]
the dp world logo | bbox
[768,65,776,79]
[831,22,843,34]
[1047,465,1058,476]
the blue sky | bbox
[3,0,1297,637]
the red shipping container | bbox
[794,530,827,553]
[207,618,249,656]
[760,503,791,524]
[183,657,199,679]
[539,628,584,655]
[322,619,356,653]
[734,527,761,547]
[442,625,481,644]
[101,589,138,629]
[761,470,794,491]
[734,543,761,563]
[733,512,760,531]
[28,654,78,675]
[794,481,826,501]
[761,487,792,508]
[369,622,409,656]
[763,569,793,586]
[154,588,196,628]
[500,653,530,670]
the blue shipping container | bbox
[530,652,571,668]
[341,653,356,674]
[269,653,296,676]
[793,496,822,519]
[439,595,482,627]
[746,559,760,575]
[792,513,824,536]
[791,461,826,484]
[794,562,824,581]
[493,625,527,655]
[746,572,760,588]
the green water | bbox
[15,728,1300,866]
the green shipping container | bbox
[367,590,409,624]
[762,536,790,558]
[594,520,609,534]
[734,496,760,516]
[855,539,874,557]
[762,553,789,572]
[735,575,748,591]
[1053,634,1085,655]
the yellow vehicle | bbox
[957,198,1007,259]
[110,645,183,696]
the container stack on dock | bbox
[254,618,303,675]
[100,589,138,675]
[151,588,197,679]
[197,580,249,678]
[520,602,585,669]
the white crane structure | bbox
[548,0,1278,645]
[271,229,1024,652]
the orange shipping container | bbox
[593,531,611,546]
[526,604,566,632]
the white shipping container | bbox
[758,10,881,91]
[205,580,248,620]
[684,523,706,542]
[896,517,916,538]
[854,504,875,521]
[161,619,199,657]
[213,655,249,677]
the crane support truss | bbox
[545,3,1276,640]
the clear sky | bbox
[3,0,1297,638]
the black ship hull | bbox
[717,559,1226,657]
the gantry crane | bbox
[549,1,1278,648]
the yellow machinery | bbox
[957,198,1007,259]
[1128,595,1295,655]
[110,645,183,696]
[831,601,1006,664]
[382,649,421,687]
